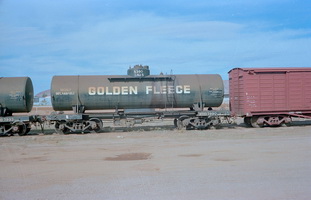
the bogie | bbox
[247,115,292,128]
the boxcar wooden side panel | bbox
[229,68,311,117]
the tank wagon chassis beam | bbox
[111,109,232,130]
[44,110,232,134]
[115,109,231,129]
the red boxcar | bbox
[229,68,311,127]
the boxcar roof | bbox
[228,67,311,73]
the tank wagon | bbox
[51,66,223,111]
[0,77,38,135]
[229,68,311,127]
[49,65,229,133]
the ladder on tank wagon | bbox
[165,73,176,109]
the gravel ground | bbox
[0,120,311,200]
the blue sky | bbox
[1,0,311,94]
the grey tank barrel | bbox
[0,77,34,114]
[51,74,224,111]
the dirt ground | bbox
[1,119,311,200]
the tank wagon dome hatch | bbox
[127,65,150,77]
[109,65,173,82]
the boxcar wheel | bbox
[251,117,264,128]
[281,122,291,127]
[244,117,252,127]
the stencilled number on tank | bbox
[134,69,144,77]
[55,88,75,95]
[9,91,22,100]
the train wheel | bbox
[251,117,264,128]
[1,125,12,136]
[281,122,291,127]
[55,122,69,135]
[244,117,252,127]
[89,118,103,133]
[176,116,189,130]
[192,118,207,130]
[1,126,8,136]
[176,120,184,130]
[174,118,178,127]
[26,127,31,134]
[54,122,63,134]
[17,123,27,136]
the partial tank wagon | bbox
[0,77,37,135]
[0,77,34,115]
